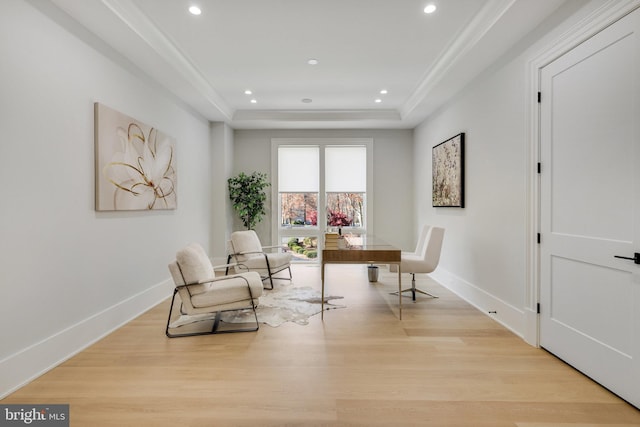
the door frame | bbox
[525,0,640,346]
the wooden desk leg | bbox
[321,261,325,320]
[398,264,402,320]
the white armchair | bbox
[227,230,292,290]
[166,242,264,338]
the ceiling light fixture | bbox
[375,98,382,103]
[302,98,313,103]
[188,5,202,15]
[380,89,388,95]
[424,4,436,14]
[307,58,319,65]
[250,99,257,104]
[244,89,253,95]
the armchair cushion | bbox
[240,252,291,270]
[176,243,214,281]
[191,274,264,307]
[230,230,263,260]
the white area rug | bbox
[170,284,344,328]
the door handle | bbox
[614,252,640,264]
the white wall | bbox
[416,56,527,302]
[233,129,415,251]
[0,0,214,397]
[413,0,603,338]
[414,61,528,333]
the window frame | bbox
[271,138,374,262]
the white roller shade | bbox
[278,146,319,192]
[325,146,366,192]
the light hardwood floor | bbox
[3,264,640,426]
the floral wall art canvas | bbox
[94,103,177,211]
[432,132,464,208]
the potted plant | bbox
[228,171,270,230]
[328,210,352,235]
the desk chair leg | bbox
[391,273,438,301]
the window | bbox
[325,146,366,229]
[278,146,319,228]
[272,139,372,262]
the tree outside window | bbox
[280,193,318,226]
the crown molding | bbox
[100,0,233,121]
[233,109,401,122]
[400,0,517,119]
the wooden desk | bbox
[321,235,402,319]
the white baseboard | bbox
[430,268,526,340]
[0,279,173,399]
[523,307,539,347]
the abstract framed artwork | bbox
[94,103,177,211]
[432,132,464,208]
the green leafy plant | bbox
[304,250,318,259]
[228,171,270,230]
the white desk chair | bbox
[394,226,445,301]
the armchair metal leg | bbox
[165,290,260,338]
[262,262,293,290]
[225,255,233,275]
[265,275,274,290]
[390,273,438,301]
[263,255,275,290]
[262,272,292,290]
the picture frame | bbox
[94,103,177,211]
[432,132,464,208]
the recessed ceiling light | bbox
[424,4,436,14]
[375,99,382,103]
[302,98,313,103]
[244,89,253,95]
[250,99,257,104]
[380,89,388,95]
[307,58,319,65]
[188,5,202,15]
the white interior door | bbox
[539,9,640,408]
